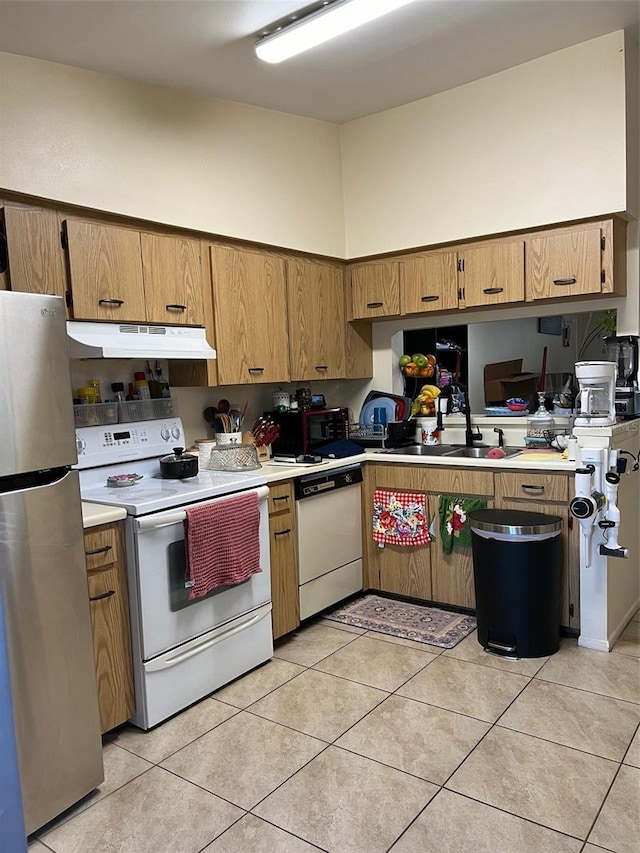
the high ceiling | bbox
[0,0,638,123]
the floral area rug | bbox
[325,594,476,649]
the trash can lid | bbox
[469,508,562,536]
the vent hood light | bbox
[67,322,217,360]
[255,0,419,64]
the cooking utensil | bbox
[540,346,548,392]
[159,447,199,479]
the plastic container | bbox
[134,371,151,400]
[74,402,118,428]
[88,379,102,403]
[118,398,176,423]
[469,508,562,658]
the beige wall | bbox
[340,31,629,258]
[0,52,346,257]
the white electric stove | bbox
[77,418,273,729]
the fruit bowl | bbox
[506,397,528,412]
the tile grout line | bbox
[580,762,627,852]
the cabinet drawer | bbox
[422,468,494,497]
[495,471,569,503]
[84,525,118,571]
[268,481,294,515]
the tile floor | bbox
[31,611,640,853]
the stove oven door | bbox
[132,486,270,660]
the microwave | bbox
[268,408,349,457]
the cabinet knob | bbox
[421,295,440,302]
[482,287,504,294]
[89,589,116,602]
[552,278,577,286]
[166,304,187,311]
[98,298,124,306]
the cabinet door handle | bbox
[274,528,291,537]
[166,303,187,312]
[421,295,440,302]
[366,302,383,308]
[521,484,545,493]
[98,298,124,306]
[248,367,265,374]
[89,589,115,602]
[553,278,577,286]
[315,365,328,371]
[272,495,290,503]
[482,287,504,294]
[85,545,112,556]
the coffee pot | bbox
[574,361,616,426]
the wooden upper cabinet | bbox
[65,220,147,322]
[350,261,400,319]
[4,207,66,299]
[400,252,458,314]
[459,240,525,308]
[526,227,603,301]
[141,234,203,326]
[286,259,345,380]
[211,245,290,385]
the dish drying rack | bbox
[350,423,389,448]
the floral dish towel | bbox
[372,489,430,547]
[438,494,487,555]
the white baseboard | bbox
[578,636,611,652]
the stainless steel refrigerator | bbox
[0,292,103,835]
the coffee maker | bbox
[603,335,640,419]
[574,361,617,426]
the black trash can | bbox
[469,508,562,658]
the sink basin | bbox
[380,445,460,456]
[444,446,522,459]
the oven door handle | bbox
[136,486,269,531]
[145,604,272,671]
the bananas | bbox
[419,385,440,399]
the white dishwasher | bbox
[295,464,363,620]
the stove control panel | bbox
[74,418,184,469]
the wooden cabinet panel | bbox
[495,471,568,503]
[211,246,289,385]
[459,241,524,308]
[286,259,345,380]
[350,261,400,319]
[4,207,66,299]
[400,252,458,314]
[66,220,147,322]
[526,227,603,301]
[268,481,299,640]
[366,464,492,497]
[84,526,118,572]
[141,234,203,326]
[86,523,134,734]
[268,481,294,515]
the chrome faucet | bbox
[463,390,483,447]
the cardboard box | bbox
[484,359,538,404]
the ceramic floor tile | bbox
[213,658,305,708]
[611,621,640,658]
[113,697,238,763]
[632,610,639,622]
[274,622,357,666]
[319,617,367,635]
[389,788,583,853]
[202,814,319,852]
[161,711,325,809]
[254,745,437,853]
[536,639,640,703]
[313,634,436,691]
[249,668,387,741]
[362,629,446,654]
[623,726,640,767]
[443,631,549,676]
[397,654,530,722]
[336,694,489,784]
[446,727,618,839]
[37,743,152,832]
[589,765,640,853]
[498,679,640,760]
[28,842,52,851]
[39,766,242,853]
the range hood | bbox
[67,321,216,360]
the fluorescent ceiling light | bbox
[255,0,419,64]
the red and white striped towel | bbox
[184,491,262,600]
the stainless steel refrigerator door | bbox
[0,292,78,477]
[0,469,103,834]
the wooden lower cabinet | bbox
[268,482,300,639]
[84,522,135,734]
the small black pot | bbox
[159,447,199,479]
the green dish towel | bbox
[438,495,488,555]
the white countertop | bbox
[81,502,127,529]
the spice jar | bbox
[134,371,151,400]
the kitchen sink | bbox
[444,446,522,459]
[380,445,460,456]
